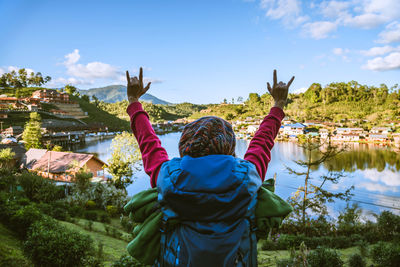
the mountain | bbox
[79,85,170,105]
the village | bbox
[1,88,400,185]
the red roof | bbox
[29,150,105,173]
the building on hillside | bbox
[283,123,306,136]
[246,125,259,135]
[20,149,107,183]
[319,128,329,139]
[2,126,23,137]
[370,127,391,135]
[0,113,7,119]
[32,89,69,103]
[0,97,24,110]
[331,133,360,142]
[336,128,364,135]
[368,134,389,142]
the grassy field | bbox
[0,223,31,267]
[0,219,378,267]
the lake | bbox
[75,133,400,219]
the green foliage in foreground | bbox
[0,223,31,267]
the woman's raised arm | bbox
[126,68,169,187]
[244,70,294,180]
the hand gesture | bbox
[126,67,151,104]
[267,69,295,109]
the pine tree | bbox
[22,112,43,150]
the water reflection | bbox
[74,133,400,215]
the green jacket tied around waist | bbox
[124,179,293,265]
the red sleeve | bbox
[127,102,169,188]
[244,107,284,181]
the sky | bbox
[0,0,399,104]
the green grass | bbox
[59,219,129,266]
[71,95,130,131]
[257,245,374,267]
[0,223,31,267]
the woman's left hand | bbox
[126,67,151,103]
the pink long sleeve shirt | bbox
[127,102,284,187]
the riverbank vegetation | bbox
[1,160,399,266]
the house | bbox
[32,89,69,103]
[0,113,7,119]
[246,125,259,135]
[336,128,364,135]
[2,126,23,137]
[331,133,360,142]
[21,149,107,183]
[283,123,306,136]
[319,129,329,139]
[368,134,389,142]
[370,127,391,135]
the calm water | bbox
[75,133,400,218]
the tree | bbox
[106,132,141,190]
[91,95,100,107]
[22,112,42,150]
[64,84,78,95]
[81,94,90,102]
[237,96,244,103]
[0,148,16,168]
[286,136,354,232]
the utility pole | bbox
[0,121,3,133]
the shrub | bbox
[24,217,95,267]
[377,211,400,241]
[370,242,400,267]
[68,205,84,217]
[10,204,43,238]
[307,247,344,267]
[112,255,145,267]
[18,172,64,203]
[100,213,111,223]
[120,215,133,232]
[85,200,96,210]
[355,239,369,257]
[106,205,119,217]
[84,210,98,221]
[348,253,366,267]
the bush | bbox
[18,172,64,203]
[100,213,111,223]
[10,204,43,238]
[112,255,145,267]
[68,205,84,217]
[84,210,98,221]
[370,242,400,267]
[85,200,96,210]
[120,215,133,232]
[377,211,400,241]
[106,205,119,217]
[24,217,96,267]
[307,247,344,267]
[348,253,366,267]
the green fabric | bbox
[124,181,293,265]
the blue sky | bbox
[0,0,399,104]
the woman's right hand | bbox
[126,67,152,104]
[267,69,295,109]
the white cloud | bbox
[302,21,338,39]
[359,182,398,193]
[320,1,351,19]
[360,45,400,56]
[260,0,308,27]
[333,47,349,55]
[361,169,400,186]
[63,49,122,80]
[363,51,400,71]
[0,66,35,76]
[291,87,307,94]
[377,21,400,43]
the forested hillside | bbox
[188,81,400,128]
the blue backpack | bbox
[155,155,262,267]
